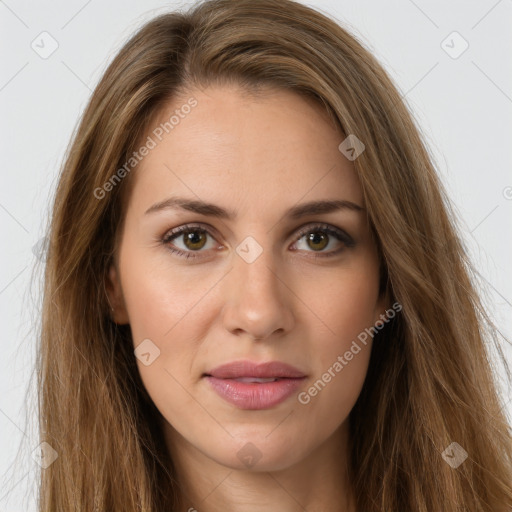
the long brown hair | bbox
[34,0,512,510]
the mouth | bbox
[223,377,282,383]
[202,360,307,410]
[203,360,306,379]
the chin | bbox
[202,432,306,472]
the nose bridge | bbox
[221,234,294,339]
[236,235,279,294]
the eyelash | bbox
[161,223,355,260]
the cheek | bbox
[300,251,382,346]
[292,256,381,420]
[121,274,206,382]
[118,247,224,417]
[119,245,218,341]
[122,264,210,425]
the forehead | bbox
[126,84,363,215]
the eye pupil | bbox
[307,232,328,251]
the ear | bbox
[105,263,130,325]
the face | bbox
[107,84,388,473]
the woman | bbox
[37,0,512,510]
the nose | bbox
[221,240,295,341]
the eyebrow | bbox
[144,196,364,219]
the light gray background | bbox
[1,0,511,509]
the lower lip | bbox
[204,376,305,410]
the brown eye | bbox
[162,225,218,259]
[304,232,329,251]
[292,223,355,258]
[181,229,208,250]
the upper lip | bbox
[204,360,306,379]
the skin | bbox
[107,83,389,512]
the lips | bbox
[203,360,307,410]
[204,360,306,379]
